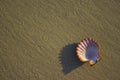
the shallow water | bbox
[0,0,120,80]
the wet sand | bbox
[0,0,120,80]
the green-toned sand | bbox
[0,0,120,80]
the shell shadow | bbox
[59,43,84,74]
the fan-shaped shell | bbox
[76,38,101,66]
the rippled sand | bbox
[0,0,120,80]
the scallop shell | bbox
[76,38,101,66]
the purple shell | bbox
[76,38,101,66]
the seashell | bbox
[76,38,101,66]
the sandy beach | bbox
[0,0,120,80]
